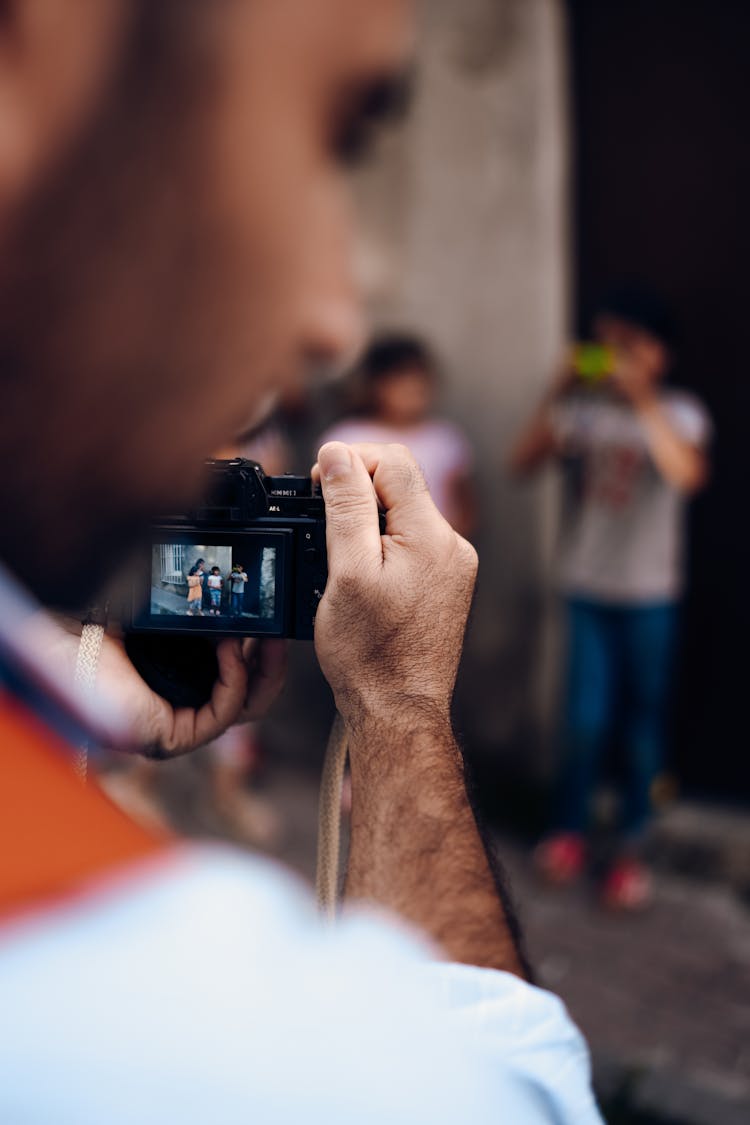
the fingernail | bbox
[319,444,351,481]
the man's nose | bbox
[299,183,367,376]
[300,280,365,376]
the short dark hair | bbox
[359,333,436,384]
[595,284,676,348]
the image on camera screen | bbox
[150,542,277,622]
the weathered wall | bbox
[355,0,570,767]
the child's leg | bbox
[619,602,679,841]
[555,599,616,834]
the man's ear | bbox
[0,0,128,220]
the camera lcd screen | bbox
[133,529,291,636]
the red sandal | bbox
[600,858,653,911]
[534,832,586,885]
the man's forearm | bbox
[344,720,528,978]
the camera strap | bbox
[315,713,349,920]
[73,622,348,918]
[72,622,106,780]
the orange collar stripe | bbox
[0,692,167,921]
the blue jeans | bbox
[231,592,244,616]
[557,597,679,839]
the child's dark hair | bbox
[359,333,436,384]
[595,284,676,348]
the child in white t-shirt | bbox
[509,287,711,909]
[207,566,223,616]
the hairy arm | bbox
[315,441,528,978]
[345,720,526,975]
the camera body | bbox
[129,459,328,640]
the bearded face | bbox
[0,0,412,606]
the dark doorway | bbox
[567,0,750,798]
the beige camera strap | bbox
[315,712,349,919]
[72,623,348,916]
[72,622,105,780]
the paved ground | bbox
[497,836,750,1124]
[148,584,263,621]
[112,752,750,1125]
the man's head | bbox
[361,333,437,427]
[0,0,414,606]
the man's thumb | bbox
[318,442,355,486]
[318,443,382,571]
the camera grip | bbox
[124,632,220,710]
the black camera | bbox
[129,459,328,640]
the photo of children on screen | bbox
[150,544,276,622]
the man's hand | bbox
[314,441,477,735]
[314,442,527,977]
[47,618,287,758]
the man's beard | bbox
[0,0,235,611]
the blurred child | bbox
[509,287,711,909]
[320,334,476,538]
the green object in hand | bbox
[571,342,616,382]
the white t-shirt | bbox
[207,574,222,590]
[319,418,473,529]
[0,846,602,1124]
[551,389,711,603]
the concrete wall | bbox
[354,0,571,768]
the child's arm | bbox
[506,362,576,476]
[446,471,477,540]
[507,406,557,476]
[612,354,709,493]
[632,396,708,493]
